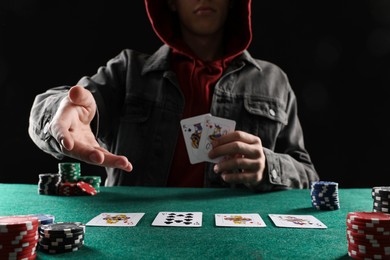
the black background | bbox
[1,0,389,187]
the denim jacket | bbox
[28,45,319,191]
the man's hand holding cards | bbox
[180,114,236,164]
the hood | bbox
[144,0,252,60]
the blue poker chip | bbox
[310,181,340,210]
[29,214,55,225]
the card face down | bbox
[215,213,266,227]
[268,214,327,229]
[151,212,202,227]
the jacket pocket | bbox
[243,97,287,125]
[239,97,287,149]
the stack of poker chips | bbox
[38,162,101,196]
[372,186,390,213]
[310,181,340,210]
[346,212,390,259]
[58,162,81,183]
[0,215,40,259]
[38,222,85,254]
[37,173,61,195]
[58,162,101,196]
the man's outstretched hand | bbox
[49,85,132,172]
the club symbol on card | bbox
[183,123,202,149]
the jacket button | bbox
[271,169,278,180]
[269,109,276,117]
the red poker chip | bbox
[347,236,390,246]
[0,217,39,236]
[0,234,39,247]
[347,212,390,224]
[0,238,38,250]
[347,218,390,228]
[347,229,390,239]
[0,248,37,259]
[348,243,390,255]
[347,237,390,248]
[346,222,390,233]
[348,248,389,260]
[0,230,38,241]
[77,181,97,196]
[0,245,38,258]
[0,216,39,228]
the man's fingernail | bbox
[89,153,99,163]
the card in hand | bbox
[215,213,266,227]
[180,113,236,164]
[151,212,202,227]
[180,114,211,164]
[86,212,145,227]
[268,214,327,229]
[198,114,236,163]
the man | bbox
[28,0,319,191]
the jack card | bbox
[215,213,266,227]
[151,212,202,227]
[86,212,145,227]
[180,114,210,164]
[268,214,327,229]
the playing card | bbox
[215,213,266,227]
[268,214,327,229]
[86,213,145,227]
[198,114,236,163]
[180,114,210,164]
[151,212,202,227]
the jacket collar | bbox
[141,45,262,76]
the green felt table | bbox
[0,184,373,260]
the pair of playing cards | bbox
[180,113,236,164]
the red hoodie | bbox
[144,0,252,187]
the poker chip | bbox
[78,176,101,193]
[37,222,85,255]
[58,182,97,196]
[39,222,85,235]
[372,187,390,214]
[28,214,55,226]
[39,230,84,239]
[347,211,390,259]
[310,181,340,210]
[0,215,39,259]
[58,162,81,183]
[37,173,61,195]
[38,162,101,197]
